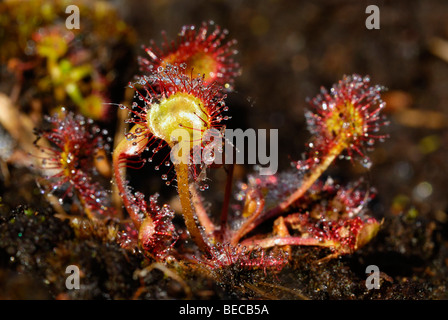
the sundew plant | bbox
[32,21,388,288]
[6,0,441,301]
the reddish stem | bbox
[219,163,234,240]
[190,184,215,236]
[230,189,265,246]
[240,235,334,249]
[113,151,142,228]
[112,124,149,229]
[237,142,345,240]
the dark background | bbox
[119,0,448,223]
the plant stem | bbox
[230,189,265,246]
[76,191,96,221]
[219,163,234,240]
[190,184,215,236]
[237,141,345,240]
[112,124,149,229]
[113,150,142,229]
[240,235,333,249]
[175,163,212,257]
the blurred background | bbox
[1,0,448,235]
[118,0,448,224]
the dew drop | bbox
[135,127,143,134]
[125,133,136,141]
[361,158,372,169]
